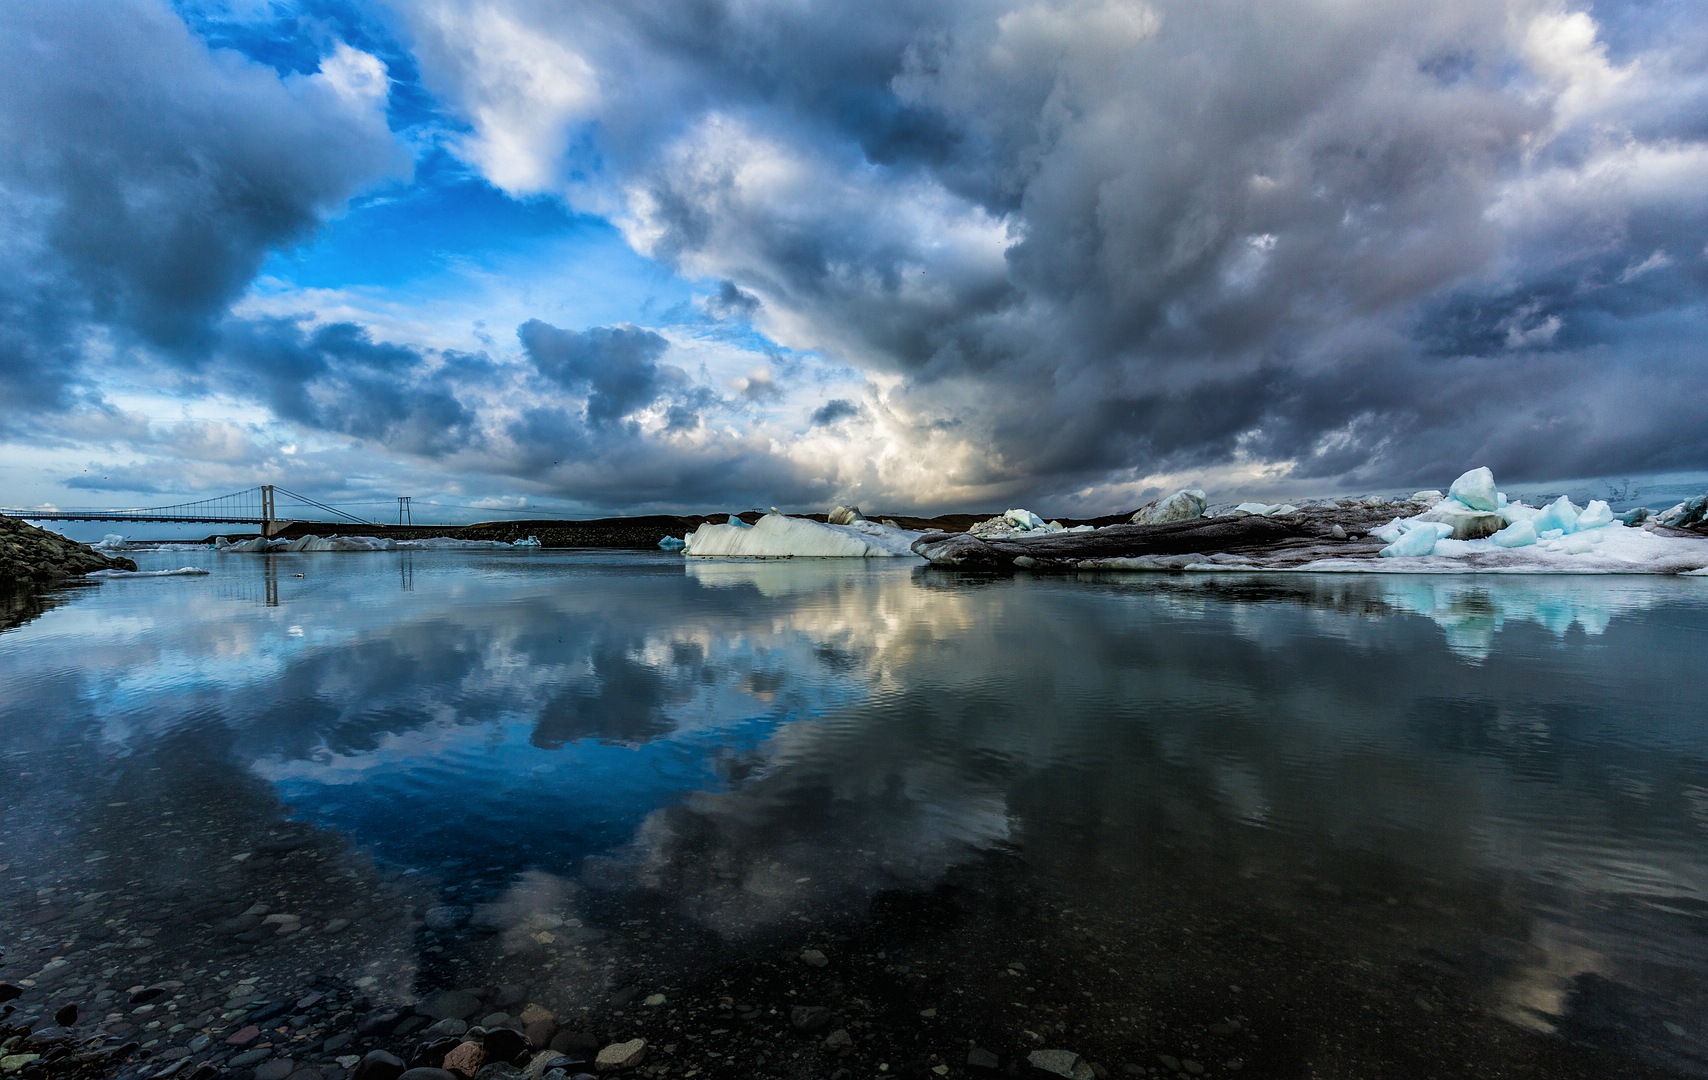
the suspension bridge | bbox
[0,486,388,537]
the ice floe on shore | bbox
[682,512,922,557]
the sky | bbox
[3,0,1707,523]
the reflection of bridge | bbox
[0,485,379,538]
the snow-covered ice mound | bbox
[683,512,923,558]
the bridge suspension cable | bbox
[1,484,381,528]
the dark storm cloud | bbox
[809,399,862,427]
[518,320,679,427]
[496,404,824,510]
[0,0,402,426]
[706,280,761,320]
[220,317,481,455]
[493,332,819,509]
[408,0,1708,500]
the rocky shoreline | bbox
[0,515,135,586]
[1,514,136,632]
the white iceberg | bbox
[1380,521,1454,558]
[87,566,211,578]
[512,536,542,548]
[1531,495,1583,536]
[1575,500,1615,531]
[1003,508,1049,531]
[215,536,279,553]
[93,533,129,551]
[1490,520,1538,548]
[1447,466,1498,512]
[1658,494,1707,528]
[682,512,924,558]
[968,509,1065,538]
[1130,489,1208,525]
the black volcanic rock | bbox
[0,514,135,586]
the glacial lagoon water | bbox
[2,549,1707,1078]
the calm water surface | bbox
[2,550,1706,1076]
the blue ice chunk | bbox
[1531,495,1582,535]
[1379,521,1453,558]
[1575,500,1614,530]
[1447,467,1498,512]
[1491,520,1538,548]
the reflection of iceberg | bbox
[683,512,922,558]
[685,557,911,598]
[1368,577,1672,660]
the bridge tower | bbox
[261,485,277,537]
[398,496,412,526]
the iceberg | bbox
[657,535,687,551]
[512,536,542,548]
[1575,500,1615,531]
[1379,521,1453,558]
[216,537,279,553]
[93,534,129,551]
[1416,498,1505,540]
[87,566,210,578]
[1658,494,1707,528]
[1490,520,1538,548]
[1003,509,1049,531]
[1130,489,1207,525]
[969,509,1065,538]
[1446,467,1498,512]
[682,512,923,558]
[1531,496,1582,536]
[827,505,864,525]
